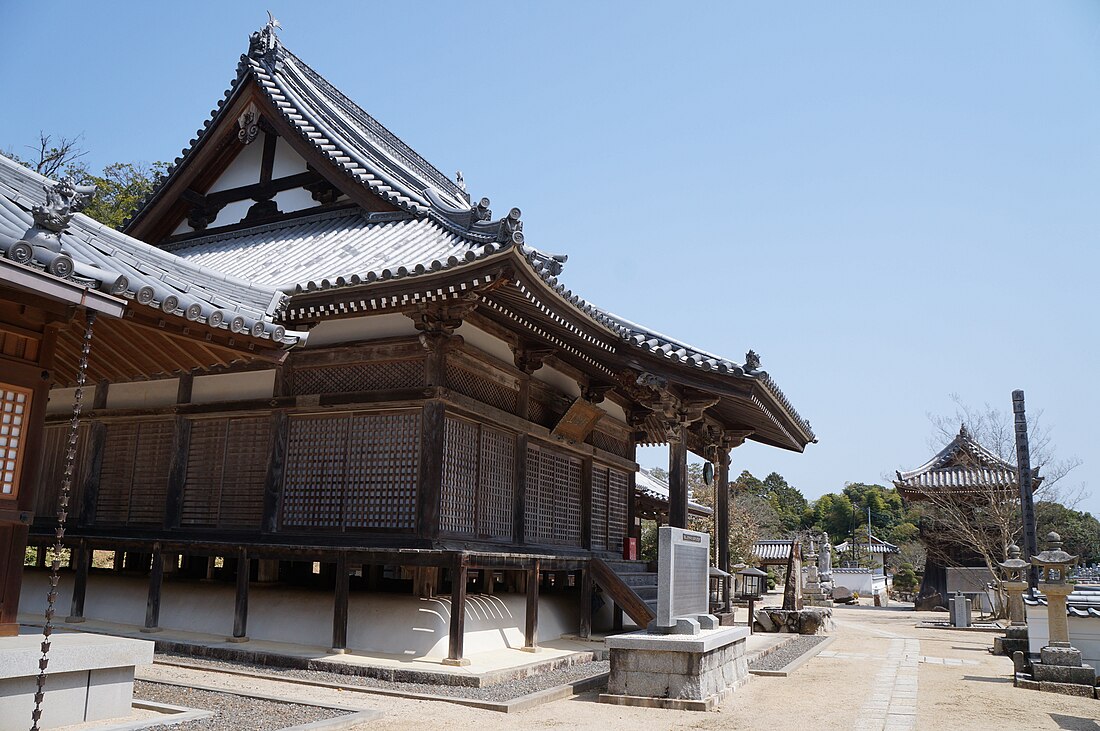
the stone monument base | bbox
[754,607,834,635]
[599,626,749,711]
[0,630,153,731]
[992,626,1028,657]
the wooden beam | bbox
[331,552,348,652]
[444,554,469,666]
[524,559,539,651]
[232,546,250,641]
[143,543,164,632]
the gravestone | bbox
[649,527,718,634]
[949,592,971,628]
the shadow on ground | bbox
[1050,713,1100,731]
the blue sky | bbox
[2,2,1097,517]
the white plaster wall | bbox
[47,386,94,415]
[274,187,317,214]
[19,570,578,659]
[208,140,264,193]
[830,570,887,597]
[597,398,628,423]
[105,380,179,410]
[1025,603,1100,670]
[532,365,581,399]
[304,314,418,348]
[455,323,514,366]
[271,137,308,178]
[190,371,276,404]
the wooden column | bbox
[523,560,539,651]
[261,413,288,534]
[513,434,528,544]
[444,554,470,665]
[717,449,731,574]
[331,552,348,653]
[77,422,106,529]
[668,425,688,529]
[67,541,89,623]
[231,547,250,642]
[143,543,163,632]
[578,565,593,639]
[580,457,593,550]
[418,400,446,540]
[164,416,191,529]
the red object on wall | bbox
[623,537,638,561]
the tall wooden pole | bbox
[1012,390,1040,593]
[717,450,731,574]
[232,547,250,641]
[668,426,688,529]
[445,554,470,665]
[331,553,348,653]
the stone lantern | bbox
[1029,532,1095,687]
[993,545,1030,658]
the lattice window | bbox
[292,360,426,395]
[344,412,419,530]
[524,443,581,547]
[35,422,91,520]
[445,363,519,414]
[479,426,514,541]
[591,429,632,459]
[591,466,609,551]
[183,417,272,528]
[96,419,173,525]
[528,400,552,428]
[282,416,347,529]
[608,468,630,551]
[441,417,478,534]
[0,384,30,498]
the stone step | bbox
[617,572,658,587]
[602,560,651,574]
[633,586,658,600]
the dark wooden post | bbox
[143,543,163,633]
[613,605,624,632]
[1012,390,1040,593]
[67,540,89,623]
[261,412,288,534]
[77,422,106,528]
[231,547,250,642]
[523,560,539,651]
[578,565,593,639]
[331,552,348,653]
[164,416,191,529]
[668,425,688,529]
[418,400,446,540]
[444,554,470,665]
[717,449,731,574]
[581,457,593,550]
[513,434,528,544]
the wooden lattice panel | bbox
[282,415,348,529]
[0,384,30,498]
[441,417,478,535]
[445,363,519,414]
[292,360,426,395]
[95,419,173,525]
[34,422,91,521]
[478,426,515,540]
[591,466,609,551]
[183,417,272,528]
[344,412,419,530]
[591,429,632,459]
[527,400,552,428]
[524,443,581,547]
[608,468,630,551]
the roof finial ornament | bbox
[745,349,762,371]
[29,178,96,243]
[248,11,283,60]
[959,423,970,439]
[495,207,524,245]
[455,171,466,193]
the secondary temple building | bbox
[19,20,814,663]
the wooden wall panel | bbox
[445,363,519,415]
[591,467,609,552]
[608,467,629,553]
[292,360,425,396]
[478,426,514,541]
[282,416,347,529]
[441,417,478,534]
[182,416,272,528]
[524,443,581,547]
[94,420,172,525]
[34,423,91,523]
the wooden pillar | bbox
[261,413,288,534]
[164,416,191,529]
[67,541,89,623]
[418,400,445,540]
[143,543,163,633]
[578,566,593,639]
[231,547,249,642]
[668,426,688,529]
[331,553,348,653]
[717,449,731,574]
[523,560,539,651]
[580,457,593,550]
[444,555,470,665]
[513,434,528,544]
[613,605,624,632]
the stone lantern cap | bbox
[998,544,1031,572]
[1031,532,1078,568]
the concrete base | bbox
[441,657,471,667]
[601,626,749,711]
[0,630,153,731]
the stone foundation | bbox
[992,626,1028,657]
[600,626,749,711]
[753,607,834,635]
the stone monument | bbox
[993,544,1030,657]
[803,548,833,608]
[949,592,972,628]
[602,527,750,711]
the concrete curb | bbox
[749,634,835,677]
[743,634,797,666]
[42,700,214,731]
[498,672,609,713]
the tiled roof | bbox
[1024,585,1100,617]
[753,540,793,561]
[894,426,1023,494]
[635,468,712,516]
[0,154,297,344]
[834,535,900,554]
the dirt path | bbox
[139,605,1100,730]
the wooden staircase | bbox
[590,557,657,628]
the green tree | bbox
[892,562,919,593]
[1035,501,1100,565]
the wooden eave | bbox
[126,79,398,246]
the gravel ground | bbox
[156,654,608,703]
[135,680,350,731]
[748,635,828,671]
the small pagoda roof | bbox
[635,468,711,517]
[893,425,1036,499]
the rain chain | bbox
[30,311,96,731]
